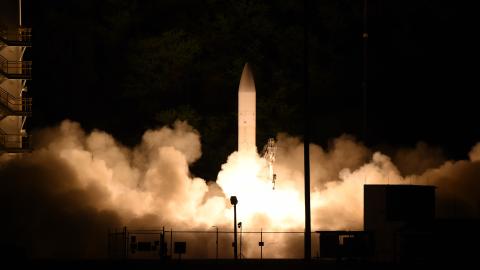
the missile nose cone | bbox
[239,63,255,92]
[238,63,256,153]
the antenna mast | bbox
[362,0,368,140]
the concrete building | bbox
[318,184,436,263]
[364,185,435,263]
[319,184,480,264]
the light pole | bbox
[230,196,238,260]
[212,226,218,259]
[238,222,242,259]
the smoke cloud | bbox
[393,142,446,176]
[1,120,479,259]
[469,143,480,162]
[1,120,229,259]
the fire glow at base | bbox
[217,151,304,231]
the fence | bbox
[108,227,322,260]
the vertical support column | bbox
[233,204,238,259]
[303,0,312,261]
[19,0,22,26]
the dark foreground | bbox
[11,259,477,270]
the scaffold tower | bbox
[0,0,32,153]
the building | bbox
[318,184,436,263]
[319,184,480,264]
[364,184,435,263]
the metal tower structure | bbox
[261,138,277,190]
[0,0,32,153]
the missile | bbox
[238,63,256,153]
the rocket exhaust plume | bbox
[238,63,256,153]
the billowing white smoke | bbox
[34,120,230,227]
[1,120,479,258]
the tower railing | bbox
[0,86,32,115]
[0,27,32,46]
[0,128,31,153]
[108,227,315,260]
[0,55,32,79]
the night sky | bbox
[9,0,480,179]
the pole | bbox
[303,0,312,261]
[230,196,238,260]
[233,204,238,259]
[362,0,369,141]
[123,226,128,260]
[161,227,165,259]
[19,0,22,27]
[212,226,218,259]
[260,228,263,260]
[239,224,242,259]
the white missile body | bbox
[238,64,256,153]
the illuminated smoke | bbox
[469,143,480,162]
[1,120,479,258]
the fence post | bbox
[123,226,128,260]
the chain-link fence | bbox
[108,227,321,260]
